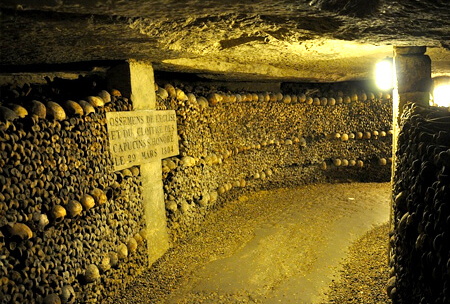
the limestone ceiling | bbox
[1,0,449,82]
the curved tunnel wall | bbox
[389,103,450,304]
[0,76,392,303]
[155,81,393,241]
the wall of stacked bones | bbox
[0,76,392,303]
[388,103,450,304]
[155,81,393,241]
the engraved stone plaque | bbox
[106,110,179,171]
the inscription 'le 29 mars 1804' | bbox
[106,110,179,171]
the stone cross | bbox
[106,60,175,266]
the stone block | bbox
[399,92,430,108]
[107,60,156,109]
[141,161,169,265]
[395,54,431,94]
[394,46,426,55]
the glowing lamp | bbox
[433,84,450,108]
[375,58,393,91]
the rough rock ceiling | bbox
[1,0,449,82]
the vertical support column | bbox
[393,46,431,123]
[389,46,432,298]
[390,46,431,247]
[392,46,431,173]
[107,60,169,266]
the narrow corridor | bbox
[108,183,391,304]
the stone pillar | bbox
[393,46,431,121]
[107,60,170,266]
[392,46,431,165]
[389,47,431,250]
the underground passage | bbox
[0,1,450,304]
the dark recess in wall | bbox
[0,61,121,74]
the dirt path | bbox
[107,183,391,304]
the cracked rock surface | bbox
[1,0,449,81]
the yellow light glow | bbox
[433,84,450,107]
[375,60,393,90]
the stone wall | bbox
[154,81,393,241]
[0,80,148,304]
[388,103,450,304]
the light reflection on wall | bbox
[432,83,450,108]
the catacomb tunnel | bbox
[0,1,450,303]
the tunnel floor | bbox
[107,183,391,304]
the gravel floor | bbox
[322,223,392,304]
[105,183,391,304]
